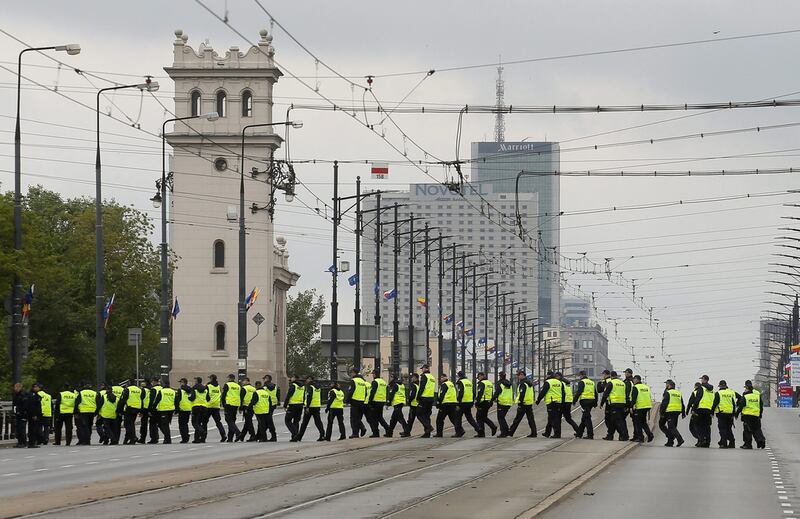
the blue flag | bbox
[326,264,337,274]
[465,328,474,337]
[171,297,181,320]
[443,314,454,324]
[348,273,359,286]
[383,288,397,300]
[478,337,487,345]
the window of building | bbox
[241,90,252,117]
[583,354,594,363]
[213,240,225,268]
[583,340,593,349]
[190,90,201,117]
[586,367,594,377]
[214,322,226,351]
[216,90,227,117]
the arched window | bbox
[216,90,227,118]
[214,322,226,351]
[213,239,225,268]
[241,90,253,117]
[190,90,201,117]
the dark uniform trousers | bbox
[436,404,461,436]
[255,413,268,441]
[475,402,496,435]
[157,411,173,443]
[367,404,390,436]
[509,404,537,436]
[27,416,41,447]
[457,403,479,433]
[15,415,27,446]
[326,409,346,440]
[576,400,595,438]
[76,413,94,445]
[405,405,418,434]
[688,414,699,440]
[298,408,325,440]
[191,407,208,442]
[659,411,683,445]
[205,408,226,439]
[544,402,562,437]
[54,413,73,445]
[562,403,579,434]
[607,403,629,440]
[388,404,408,434]
[239,408,256,441]
[148,410,160,442]
[497,405,511,435]
[741,415,766,448]
[138,410,149,443]
[266,408,277,440]
[695,410,712,446]
[417,398,434,432]
[716,413,735,447]
[102,417,120,445]
[39,416,51,445]
[223,404,240,442]
[285,404,303,438]
[349,401,367,438]
[123,408,139,444]
[632,409,653,441]
[178,411,191,442]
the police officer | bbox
[190,377,208,443]
[26,383,43,448]
[686,382,702,444]
[263,374,280,442]
[98,383,120,445]
[35,383,53,445]
[509,370,537,438]
[658,379,685,447]
[253,381,272,442]
[600,371,629,441]
[537,371,564,438]
[118,381,143,444]
[474,372,497,437]
[386,374,409,437]
[574,370,597,439]
[367,370,390,437]
[325,381,347,441]
[137,379,152,444]
[622,368,635,433]
[74,382,99,446]
[416,365,436,437]
[712,380,738,449]
[205,374,226,442]
[238,377,257,442]
[176,378,195,443]
[455,371,479,435]
[284,375,306,442]
[560,377,580,437]
[346,369,368,438]
[405,373,420,435]
[297,375,326,442]
[152,382,176,444]
[630,375,654,443]
[693,374,715,448]
[53,384,77,446]
[495,371,514,437]
[737,380,765,449]
[597,370,613,440]
[12,383,28,448]
[435,373,462,437]
[221,374,243,442]
[145,377,163,444]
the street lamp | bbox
[11,43,81,383]
[95,77,158,385]
[238,120,301,379]
[153,111,218,386]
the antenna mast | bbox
[494,59,505,142]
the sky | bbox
[3,0,800,393]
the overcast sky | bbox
[4,0,800,393]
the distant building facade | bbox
[561,297,591,327]
[564,324,612,378]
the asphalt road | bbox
[1,405,625,519]
[539,407,798,519]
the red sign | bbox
[780,384,793,397]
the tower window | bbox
[216,90,227,118]
[242,90,253,117]
[190,90,201,117]
[213,239,225,268]
[214,322,226,351]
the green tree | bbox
[286,289,327,378]
[1,185,161,397]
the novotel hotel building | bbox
[471,141,561,328]
[360,183,539,342]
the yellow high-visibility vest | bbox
[371,378,388,403]
[39,391,52,417]
[580,378,596,401]
[666,389,682,412]
[441,380,457,404]
[716,388,736,414]
[288,382,305,405]
[78,389,98,413]
[742,390,761,417]
[564,384,574,404]
[266,386,278,407]
[224,382,241,406]
[351,377,367,402]
[178,389,193,412]
[459,378,474,403]
[59,390,77,414]
[253,388,271,414]
[421,373,436,398]
[126,386,142,410]
[634,383,652,410]
[410,383,420,407]
[307,385,322,408]
[391,383,406,406]
[242,384,256,406]
[99,390,117,419]
[192,389,207,408]
[479,379,494,402]
[330,388,345,409]
[609,379,627,404]
[544,378,563,404]
[207,383,222,409]
[697,386,714,411]
[156,387,176,411]
[497,382,513,406]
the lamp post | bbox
[238,120,302,380]
[12,43,80,384]
[152,112,218,386]
[95,77,158,386]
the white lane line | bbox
[34,468,48,472]
[779,491,788,494]
[69,450,78,453]
[1,473,20,477]
[60,465,74,468]
[85,461,99,465]
[150,453,161,456]
[778,486,786,489]
[782,503,792,507]
[130,455,141,459]
[23,455,34,459]
[109,458,121,462]
[781,497,789,500]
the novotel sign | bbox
[412,183,491,197]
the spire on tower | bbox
[494,59,505,143]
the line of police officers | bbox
[9,366,766,450]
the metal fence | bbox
[0,401,14,441]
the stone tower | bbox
[164,29,298,388]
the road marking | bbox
[781,497,789,500]
[85,461,99,465]
[69,450,78,453]
[34,468,48,472]
[24,455,34,459]
[60,465,74,468]
[0,458,9,462]
[2,473,20,477]
[151,453,161,456]
[130,455,142,459]
[779,491,788,494]
[782,503,792,507]
[109,458,121,462]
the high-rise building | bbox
[360,183,539,347]
[561,297,591,327]
[470,141,560,327]
[563,324,612,379]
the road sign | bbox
[128,328,142,346]
[779,395,794,407]
[791,354,800,385]
[371,162,388,179]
